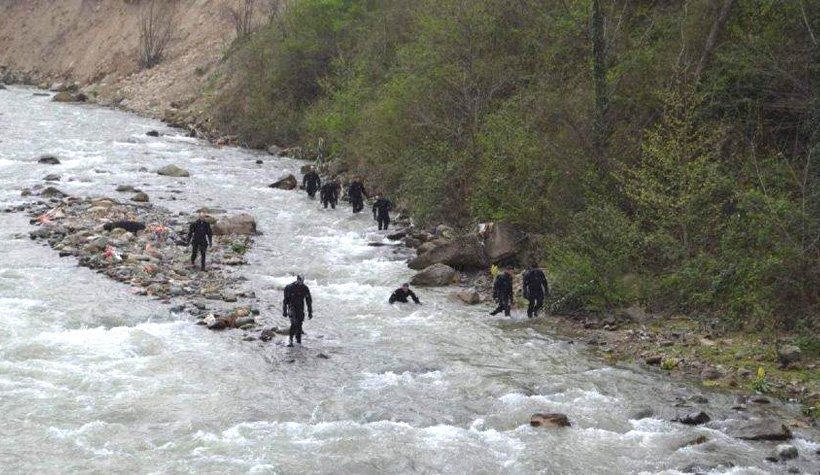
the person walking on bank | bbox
[348,178,367,213]
[523,262,550,318]
[187,212,213,271]
[372,194,393,230]
[303,166,321,199]
[282,275,313,347]
[320,180,340,209]
[490,265,514,316]
[389,283,421,304]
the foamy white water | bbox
[0,87,817,474]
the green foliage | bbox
[212,0,820,329]
[751,366,771,394]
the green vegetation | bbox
[212,0,819,331]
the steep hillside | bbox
[0,0,235,117]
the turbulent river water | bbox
[0,87,817,475]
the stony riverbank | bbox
[7,183,285,335]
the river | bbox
[0,87,817,474]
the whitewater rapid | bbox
[0,87,817,474]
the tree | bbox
[224,0,257,40]
[138,0,175,69]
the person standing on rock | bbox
[523,262,550,318]
[372,195,393,230]
[389,283,421,304]
[490,266,514,317]
[303,166,322,199]
[186,212,213,271]
[348,178,367,213]
[282,275,313,347]
[320,180,340,209]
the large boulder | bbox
[410,263,459,287]
[453,289,481,305]
[725,418,793,441]
[480,222,525,264]
[40,186,67,198]
[408,235,488,271]
[131,192,149,202]
[156,164,190,177]
[213,213,258,236]
[269,174,298,190]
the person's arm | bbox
[409,290,420,304]
[317,175,322,188]
[389,291,397,304]
[372,201,378,219]
[306,287,313,318]
[282,287,290,317]
[206,222,213,246]
[542,273,550,296]
[186,222,194,245]
[302,174,308,187]
[492,277,499,301]
[522,271,530,299]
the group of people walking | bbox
[302,167,394,230]
[490,263,550,318]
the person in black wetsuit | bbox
[320,180,341,209]
[372,195,392,230]
[389,283,421,304]
[303,166,321,199]
[186,212,213,271]
[348,178,367,213]
[523,262,550,318]
[490,266,514,316]
[282,275,313,347]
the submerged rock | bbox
[725,418,792,441]
[156,164,190,177]
[37,155,61,165]
[530,413,571,428]
[269,174,298,190]
[674,411,711,425]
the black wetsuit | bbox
[187,219,213,270]
[372,197,392,230]
[490,272,513,316]
[389,287,420,304]
[283,280,313,344]
[523,268,549,318]
[303,171,321,199]
[348,181,366,213]
[320,181,340,209]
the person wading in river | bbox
[372,194,393,230]
[282,275,313,347]
[320,179,341,209]
[523,262,550,318]
[348,178,367,213]
[490,265,514,317]
[303,166,321,199]
[186,212,213,271]
[389,283,421,304]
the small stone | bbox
[750,396,771,404]
[43,173,61,181]
[116,184,136,192]
[681,435,708,447]
[317,353,330,359]
[700,366,721,381]
[156,164,190,177]
[131,192,149,202]
[146,130,160,137]
[645,356,662,366]
[659,340,674,347]
[255,159,263,164]
[222,293,238,303]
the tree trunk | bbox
[591,0,608,167]
[694,0,735,81]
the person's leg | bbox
[504,298,511,317]
[533,294,544,317]
[288,317,296,346]
[200,244,207,270]
[527,298,535,318]
[190,242,198,266]
[295,318,303,344]
[490,303,503,315]
[384,216,390,230]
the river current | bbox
[0,87,817,474]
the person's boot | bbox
[286,340,294,347]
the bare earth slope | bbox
[0,0,236,117]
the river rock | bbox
[530,413,571,428]
[454,289,481,305]
[775,444,798,461]
[700,366,721,381]
[0,84,6,90]
[480,222,525,263]
[116,184,136,192]
[213,213,257,236]
[83,236,108,253]
[38,155,61,165]
[410,263,459,286]
[416,242,437,255]
[52,91,75,102]
[131,192,149,202]
[146,130,160,137]
[260,328,277,341]
[725,418,792,441]
[156,164,190,177]
[777,345,801,368]
[674,411,711,425]
[408,234,488,271]
[269,174,298,190]
[43,173,61,182]
[267,145,284,156]
[40,186,67,198]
